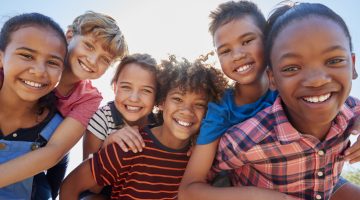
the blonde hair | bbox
[68,11,128,59]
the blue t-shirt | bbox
[197,89,278,145]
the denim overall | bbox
[0,114,62,200]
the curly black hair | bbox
[157,55,228,105]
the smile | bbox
[79,60,94,73]
[175,119,193,127]
[235,64,252,73]
[302,93,331,103]
[22,80,46,88]
[125,105,142,111]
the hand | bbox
[102,125,145,153]
[345,116,360,164]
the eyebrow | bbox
[278,45,348,61]
[321,45,348,54]
[17,47,64,63]
[119,81,156,90]
[216,32,256,51]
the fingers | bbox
[345,134,360,164]
[105,126,145,153]
[187,146,194,157]
[350,116,360,135]
[125,126,145,148]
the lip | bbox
[20,78,48,89]
[78,59,94,73]
[233,62,255,74]
[124,105,143,113]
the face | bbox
[160,88,207,143]
[0,26,66,103]
[66,31,114,80]
[113,63,156,125]
[214,16,265,85]
[269,17,355,132]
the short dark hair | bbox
[265,2,353,67]
[0,13,67,116]
[209,0,266,38]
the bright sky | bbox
[1,0,359,172]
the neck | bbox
[284,106,332,141]
[57,66,81,96]
[151,126,189,150]
[234,74,269,106]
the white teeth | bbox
[23,80,44,88]
[176,119,192,127]
[303,93,331,103]
[79,60,92,72]
[236,64,251,72]
[126,105,141,111]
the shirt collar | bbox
[271,97,356,145]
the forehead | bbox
[213,15,262,47]
[271,16,350,60]
[8,26,66,57]
[168,87,207,99]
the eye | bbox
[172,96,182,103]
[101,56,111,65]
[218,48,230,56]
[194,102,207,109]
[84,42,95,51]
[326,58,345,65]
[120,85,131,90]
[19,53,33,60]
[281,65,300,73]
[242,38,254,46]
[47,60,63,68]
[142,88,153,94]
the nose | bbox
[29,63,46,77]
[179,103,195,117]
[232,47,246,61]
[87,53,97,66]
[129,91,140,102]
[302,68,331,88]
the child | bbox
[179,1,360,200]
[0,13,67,199]
[59,55,228,199]
[210,2,360,200]
[83,53,159,160]
[81,53,159,198]
[0,11,128,199]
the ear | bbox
[158,103,164,111]
[351,53,357,80]
[65,29,74,43]
[0,51,3,70]
[267,68,277,90]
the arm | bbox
[60,159,97,200]
[83,130,103,160]
[179,138,295,200]
[0,117,84,187]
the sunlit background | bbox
[1,0,359,180]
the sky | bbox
[1,0,359,172]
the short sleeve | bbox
[87,106,111,140]
[56,80,102,127]
[90,143,123,186]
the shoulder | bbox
[221,105,276,151]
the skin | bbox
[60,88,208,199]
[269,16,360,200]
[178,16,292,200]
[0,26,66,186]
[268,17,355,140]
[0,26,117,187]
[83,63,157,159]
